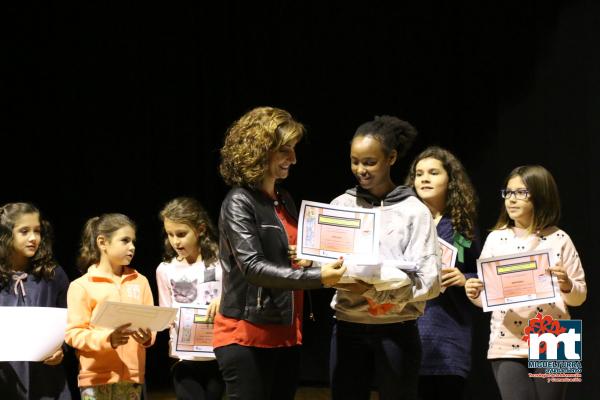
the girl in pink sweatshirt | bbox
[465,166,586,400]
[65,213,155,400]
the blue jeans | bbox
[330,319,421,400]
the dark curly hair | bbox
[219,106,305,188]
[159,197,219,265]
[405,146,478,240]
[353,115,418,158]
[0,202,58,290]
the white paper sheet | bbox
[438,237,458,293]
[297,200,381,264]
[477,250,560,312]
[338,259,415,290]
[0,306,66,361]
[91,301,177,331]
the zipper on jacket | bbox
[256,287,263,311]
[307,291,315,321]
[271,197,296,325]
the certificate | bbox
[175,307,215,358]
[439,237,458,269]
[0,307,66,361]
[297,200,381,264]
[91,301,177,331]
[477,250,560,311]
[438,237,458,293]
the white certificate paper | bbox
[175,306,215,359]
[438,237,458,293]
[91,301,177,331]
[477,250,560,312]
[438,237,458,269]
[0,307,66,361]
[297,200,381,264]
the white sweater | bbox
[330,191,441,324]
[471,227,586,359]
[156,258,222,360]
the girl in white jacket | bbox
[329,116,440,400]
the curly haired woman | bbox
[405,146,481,400]
[214,106,346,400]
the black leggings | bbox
[171,359,224,400]
[214,344,300,400]
[491,359,567,400]
[418,375,465,400]
[330,320,421,400]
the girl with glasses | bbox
[465,165,586,400]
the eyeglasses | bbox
[501,189,530,200]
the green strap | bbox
[452,232,472,263]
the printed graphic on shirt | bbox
[366,298,394,316]
[170,266,220,306]
[171,279,198,303]
[126,284,141,300]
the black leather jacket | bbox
[218,186,322,325]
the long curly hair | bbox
[219,106,305,188]
[492,165,560,232]
[159,197,219,265]
[405,146,478,240]
[77,213,136,274]
[0,202,58,290]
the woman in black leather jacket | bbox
[213,106,345,400]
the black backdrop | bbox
[2,1,599,398]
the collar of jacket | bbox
[345,185,416,206]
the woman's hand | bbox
[320,258,346,287]
[549,261,572,293]
[288,245,313,268]
[206,298,220,321]
[465,278,483,299]
[441,268,466,288]
[109,323,132,348]
[43,347,64,365]
[131,327,152,346]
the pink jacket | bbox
[471,227,586,359]
[65,265,155,387]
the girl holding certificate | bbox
[405,146,481,400]
[65,213,155,400]
[156,197,224,400]
[329,116,440,400]
[0,202,71,399]
[214,106,346,400]
[465,165,586,400]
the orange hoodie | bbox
[65,265,156,387]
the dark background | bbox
[2,1,598,398]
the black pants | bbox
[418,375,465,400]
[491,359,567,400]
[171,359,224,400]
[330,320,422,400]
[214,344,300,400]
